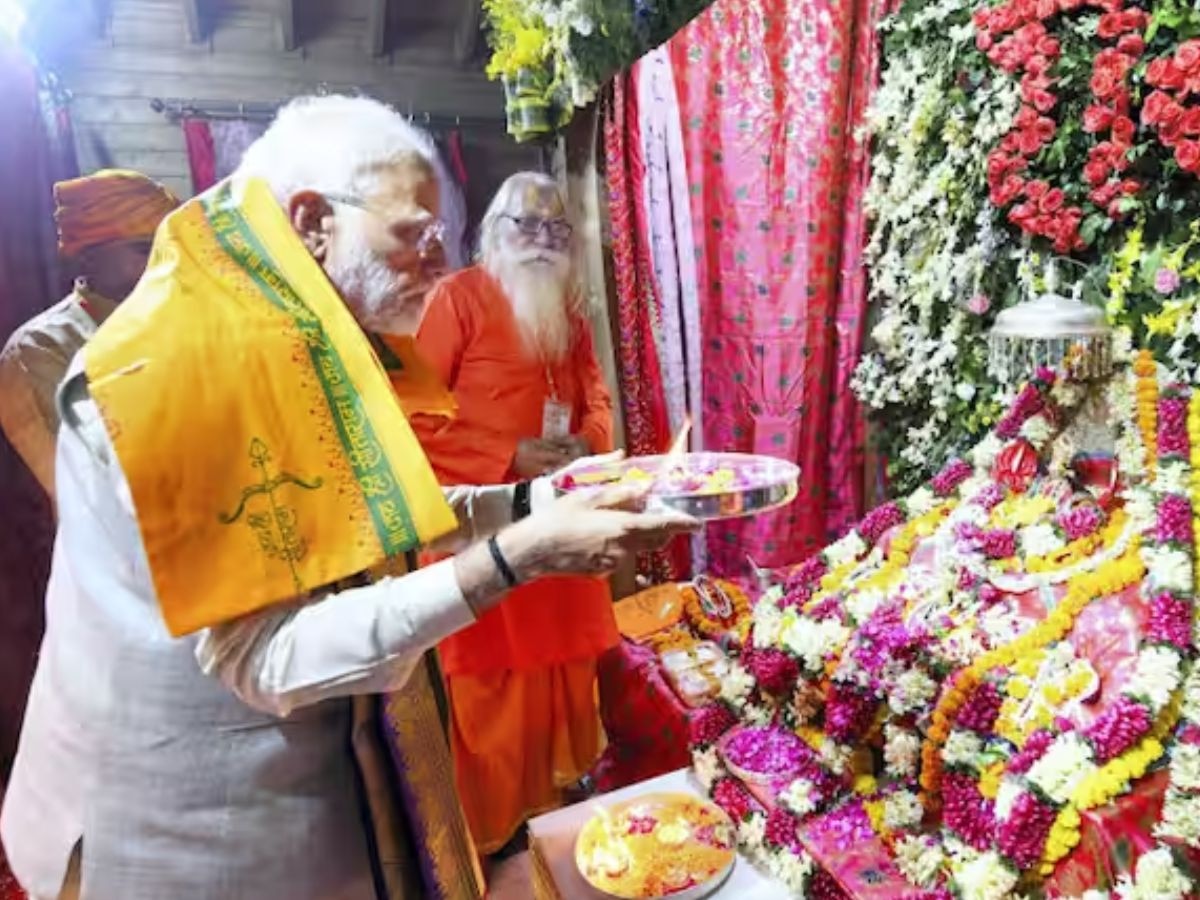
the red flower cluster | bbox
[977,0,1149,249]
[1143,40,1200,177]
[1082,12,1148,217]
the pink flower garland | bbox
[860,501,906,545]
[943,772,997,851]
[764,806,805,855]
[956,683,1004,733]
[1148,592,1193,650]
[825,683,878,743]
[1084,696,1153,763]
[1058,503,1104,541]
[1157,494,1194,545]
[747,648,802,697]
[996,791,1059,867]
[932,459,974,497]
[1158,392,1189,458]
[690,703,739,748]
[1008,729,1056,775]
[712,777,761,822]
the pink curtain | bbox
[649,0,877,575]
[0,40,59,785]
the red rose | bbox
[1025,179,1049,200]
[1108,199,1128,220]
[1084,159,1111,186]
[1143,90,1172,126]
[1091,70,1119,100]
[1123,9,1148,30]
[1097,12,1123,39]
[1148,58,1185,90]
[1121,178,1141,196]
[1112,116,1135,145]
[1117,35,1145,57]
[1058,0,1084,10]
[1111,87,1132,116]
[1096,48,1132,77]
[1183,109,1200,137]
[1177,142,1200,174]
[1025,54,1050,76]
[1090,181,1118,205]
[1160,119,1182,148]
[1041,187,1065,212]
[976,32,994,52]
[994,441,1039,493]
[1018,128,1044,155]
[1037,37,1060,58]
[1015,105,1038,128]
[1083,104,1114,133]
[1178,41,1200,73]
[1035,116,1056,141]
[973,8,991,28]
[1035,0,1055,18]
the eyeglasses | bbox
[325,193,447,257]
[501,214,573,242]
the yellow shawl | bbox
[85,178,456,636]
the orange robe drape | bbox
[411,266,620,852]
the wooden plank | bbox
[276,0,296,51]
[365,0,389,57]
[454,0,481,64]
[181,0,205,42]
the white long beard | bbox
[325,223,422,333]
[491,252,573,362]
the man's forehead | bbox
[366,156,439,216]
[508,181,564,217]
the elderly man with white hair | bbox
[0,96,696,900]
[409,172,618,858]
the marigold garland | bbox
[1135,349,1158,475]
[1018,508,1129,575]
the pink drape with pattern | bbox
[668,0,868,573]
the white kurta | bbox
[0,287,116,500]
[1,362,550,900]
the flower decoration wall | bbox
[855,0,1200,494]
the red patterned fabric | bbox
[590,639,694,791]
[181,117,217,194]
[667,0,871,573]
[602,77,690,581]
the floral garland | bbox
[1143,40,1200,178]
[693,356,1200,896]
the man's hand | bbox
[499,483,699,580]
[512,437,570,478]
[550,435,591,463]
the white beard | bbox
[325,220,423,333]
[490,251,573,362]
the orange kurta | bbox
[411,265,619,853]
[411,266,619,677]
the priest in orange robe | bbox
[410,172,619,855]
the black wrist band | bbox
[513,481,532,521]
[488,536,519,588]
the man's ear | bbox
[288,190,335,262]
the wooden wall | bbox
[43,0,539,215]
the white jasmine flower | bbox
[818,739,852,775]
[1020,414,1054,448]
[782,618,850,674]
[1116,847,1190,900]
[906,486,937,517]
[845,588,886,625]
[884,725,921,779]
[953,850,1019,900]
[995,780,1022,823]
[752,602,785,648]
[883,791,924,831]
[1144,548,1193,595]
[772,849,814,892]
[942,730,984,768]
[1020,522,1065,558]
[1127,647,1183,712]
[894,835,946,888]
[827,532,867,568]
[1181,666,1200,723]
[719,663,756,707]
[889,669,939,715]
[971,434,1004,470]
[692,747,721,791]
[1170,744,1200,792]
[737,813,767,852]
[780,778,817,817]
[956,382,977,402]
[1157,791,1200,846]
[1026,735,1096,804]
[1158,461,1191,495]
[1124,487,1156,528]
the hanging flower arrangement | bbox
[481,0,716,141]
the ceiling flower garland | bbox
[691,352,1200,896]
[855,0,1200,494]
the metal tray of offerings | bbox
[552,452,799,522]
[574,792,736,900]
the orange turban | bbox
[54,169,180,258]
